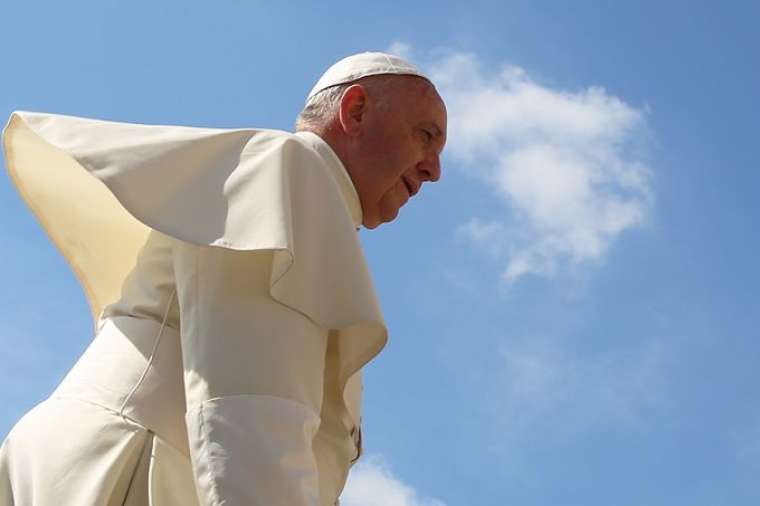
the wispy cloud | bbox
[396,43,653,282]
[481,334,672,446]
[341,455,446,506]
[387,41,413,61]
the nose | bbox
[417,152,441,183]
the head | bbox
[296,54,447,229]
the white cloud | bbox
[387,41,414,61]
[341,455,446,506]
[486,334,672,442]
[455,218,508,259]
[395,43,654,282]
[390,40,670,466]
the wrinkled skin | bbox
[323,75,448,229]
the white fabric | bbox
[1,111,389,505]
[172,240,329,504]
[306,51,430,101]
[2,110,387,428]
[0,398,159,505]
[186,395,322,505]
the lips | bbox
[402,176,418,197]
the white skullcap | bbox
[306,51,431,103]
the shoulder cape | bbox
[2,110,387,427]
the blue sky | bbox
[2,1,759,505]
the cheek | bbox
[376,180,409,221]
[367,165,405,206]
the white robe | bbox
[0,112,388,505]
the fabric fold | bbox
[185,395,322,505]
[2,110,387,435]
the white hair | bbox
[294,84,351,131]
[294,74,409,132]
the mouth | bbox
[402,177,417,197]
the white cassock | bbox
[0,111,388,505]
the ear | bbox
[338,84,367,137]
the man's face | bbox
[351,77,447,229]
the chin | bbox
[362,213,398,229]
[363,201,402,229]
[381,209,401,225]
[361,213,383,229]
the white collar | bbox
[295,130,363,230]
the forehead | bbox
[396,76,443,103]
[394,76,447,125]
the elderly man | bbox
[0,52,446,505]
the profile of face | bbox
[338,76,448,229]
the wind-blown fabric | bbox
[1,111,388,504]
[3,110,387,413]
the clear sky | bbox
[2,1,759,505]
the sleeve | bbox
[172,238,328,505]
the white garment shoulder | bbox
[3,110,387,441]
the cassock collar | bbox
[295,130,363,230]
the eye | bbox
[420,129,433,143]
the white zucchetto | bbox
[306,51,431,102]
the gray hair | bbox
[294,84,351,132]
[294,74,403,132]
